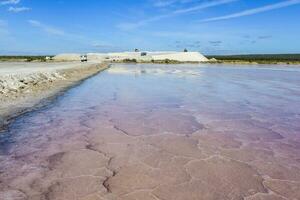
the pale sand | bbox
[0,61,109,129]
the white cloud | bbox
[8,6,30,12]
[0,0,20,5]
[1,0,30,14]
[173,0,238,14]
[28,20,66,36]
[118,0,238,30]
[201,0,300,22]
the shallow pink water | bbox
[0,64,300,200]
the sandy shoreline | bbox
[0,61,109,130]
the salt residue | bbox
[54,51,209,62]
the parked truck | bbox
[80,55,88,62]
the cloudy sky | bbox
[0,0,300,55]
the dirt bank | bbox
[0,61,109,130]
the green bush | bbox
[122,59,137,63]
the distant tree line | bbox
[206,54,300,62]
[0,56,53,62]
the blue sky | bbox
[0,0,300,55]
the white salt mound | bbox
[54,51,209,62]
[53,54,81,61]
[151,52,208,62]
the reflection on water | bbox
[0,64,300,200]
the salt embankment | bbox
[0,61,109,129]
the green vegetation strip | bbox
[206,54,300,63]
[0,56,53,62]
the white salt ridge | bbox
[53,51,209,62]
[0,72,65,95]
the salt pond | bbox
[1,64,300,199]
